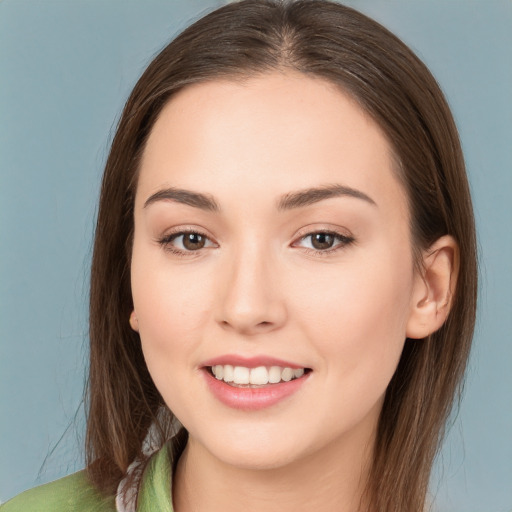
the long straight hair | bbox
[86,1,478,510]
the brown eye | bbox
[182,232,206,250]
[159,230,215,253]
[310,233,335,250]
[294,231,354,254]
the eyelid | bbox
[159,225,213,239]
[292,224,354,241]
[291,226,355,255]
[157,226,218,255]
[156,225,354,257]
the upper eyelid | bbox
[292,225,353,241]
[293,231,353,246]
[160,226,214,241]
[296,229,348,238]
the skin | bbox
[130,72,457,512]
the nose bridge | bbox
[216,237,286,334]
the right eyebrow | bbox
[143,187,220,212]
[277,184,377,210]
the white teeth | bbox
[223,364,234,382]
[249,366,269,385]
[233,366,250,384]
[281,367,293,382]
[211,364,307,386]
[214,365,223,380]
[293,368,304,378]
[268,366,282,383]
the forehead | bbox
[137,72,407,218]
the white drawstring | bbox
[115,410,180,512]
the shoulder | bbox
[0,471,116,512]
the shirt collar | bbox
[136,442,175,512]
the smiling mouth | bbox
[207,365,311,387]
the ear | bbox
[129,310,139,332]
[406,235,459,339]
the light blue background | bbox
[1,1,511,510]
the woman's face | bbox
[131,72,419,470]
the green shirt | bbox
[1,442,174,512]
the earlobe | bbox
[129,311,139,332]
[406,235,459,340]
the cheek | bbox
[292,246,414,393]
[130,246,214,380]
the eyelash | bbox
[157,228,214,258]
[294,231,355,257]
[157,228,355,258]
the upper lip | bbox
[200,355,307,369]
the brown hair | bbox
[86,1,477,510]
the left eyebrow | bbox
[277,184,377,210]
[143,187,220,212]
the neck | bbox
[172,426,375,512]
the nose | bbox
[215,244,287,336]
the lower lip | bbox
[203,370,310,411]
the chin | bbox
[187,420,325,472]
[211,442,307,471]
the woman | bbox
[1,1,477,511]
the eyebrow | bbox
[277,184,377,210]
[143,183,376,212]
[144,187,220,212]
